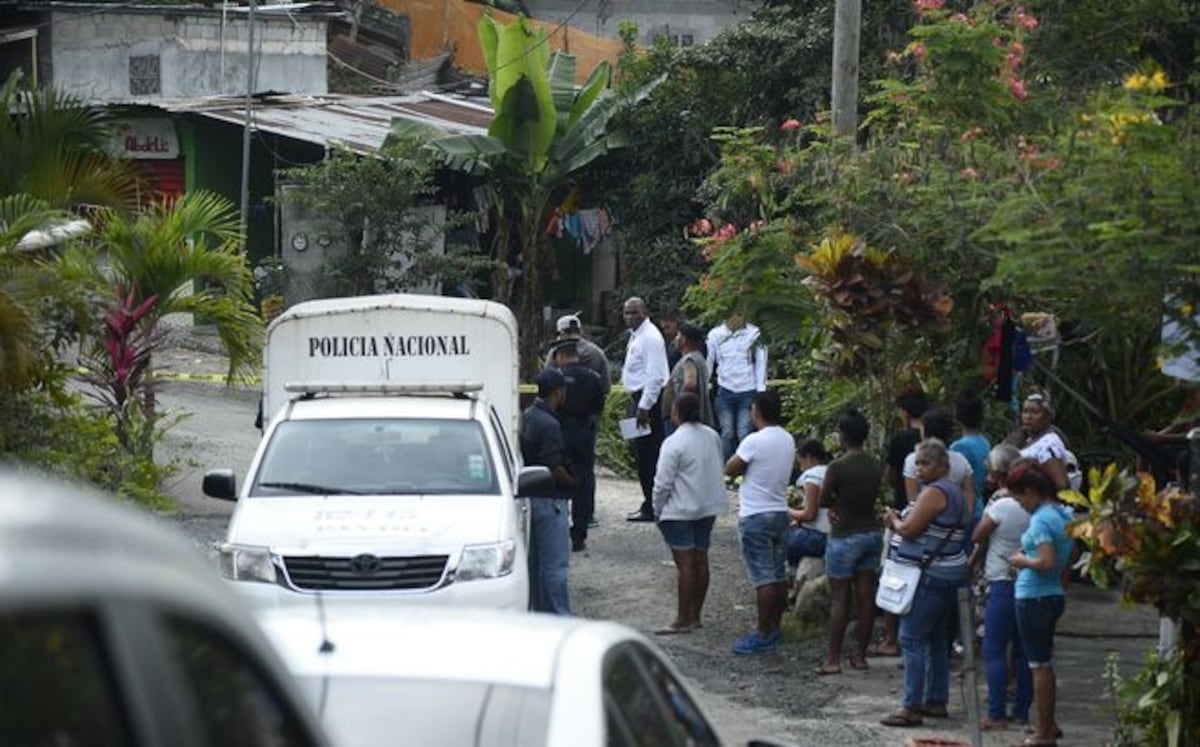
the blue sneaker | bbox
[731,630,779,655]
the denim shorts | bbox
[658,516,717,552]
[1016,594,1065,667]
[738,511,790,587]
[824,530,883,579]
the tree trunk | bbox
[518,229,547,380]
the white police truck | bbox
[203,293,552,610]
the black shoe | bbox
[572,540,587,552]
[626,510,654,523]
[587,518,600,529]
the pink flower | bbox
[1041,157,1063,171]
[1008,78,1028,100]
[689,218,713,237]
[713,224,737,244]
[959,167,980,180]
[1015,7,1039,29]
[1007,52,1022,70]
[910,42,927,59]
[914,0,944,12]
[781,118,802,131]
[949,12,969,23]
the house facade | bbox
[522,0,761,47]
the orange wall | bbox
[381,0,624,84]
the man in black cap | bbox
[552,340,606,552]
[520,368,574,614]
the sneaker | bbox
[731,630,779,655]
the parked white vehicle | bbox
[0,469,330,747]
[204,294,552,611]
[257,603,794,747]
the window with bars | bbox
[128,55,161,95]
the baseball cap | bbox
[534,368,566,394]
[555,313,582,333]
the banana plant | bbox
[387,14,660,374]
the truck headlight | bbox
[456,540,516,581]
[218,543,277,583]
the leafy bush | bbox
[595,387,636,478]
[0,389,178,509]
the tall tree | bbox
[388,14,657,374]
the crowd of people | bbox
[519,298,1082,745]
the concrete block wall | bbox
[50,10,328,101]
[523,0,760,46]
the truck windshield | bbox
[251,419,499,496]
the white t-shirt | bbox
[983,494,1031,582]
[902,450,974,494]
[736,425,795,517]
[1021,430,1068,464]
[794,464,831,534]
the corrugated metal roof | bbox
[140,92,492,153]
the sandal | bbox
[812,663,842,676]
[981,716,1011,730]
[867,644,901,657]
[848,654,869,671]
[1024,726,1064,738]
[880,709,923,727]
[1013,739,1057,747]
[654,624,692,635]
[920,703,949,718]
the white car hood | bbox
[227,495,506,555]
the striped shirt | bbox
[888,477,970,582]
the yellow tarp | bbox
[381,0,625,84]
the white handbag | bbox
[876,557,923,615]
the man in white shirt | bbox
[725,390,794,654]
[706,311,768,460]
[621,297,670,522]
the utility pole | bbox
[239,0,257,235]
[831,0,861,139]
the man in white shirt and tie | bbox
[706,310,768,460]
[621,297,670,522]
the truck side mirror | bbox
[202,469,238,501]
[516,466,554,498]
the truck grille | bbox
[282,554,449,591]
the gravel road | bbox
[153,370,1156,747]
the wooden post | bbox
[831,0,862,139]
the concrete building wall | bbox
[50,10,328,101]
[523,0,761,46]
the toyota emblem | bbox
[350,553,382,575]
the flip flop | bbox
[848,655,869,670]
[1024,726,1064,738]
[1013,739,1057,747]
[654,624,692,635]
[880,709,923,727]
[812,663,842,676]
[920,704,949,718]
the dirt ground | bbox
[576,472,1159,747]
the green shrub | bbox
[595,388,637,478]
[0,389,178,510]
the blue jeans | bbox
[715,387,756,460]
[824,530,883,578]
[738,511,790,587]
[899,575,964,710]
[786,526,827,566]
[983,579,1032,721]
[529,497,570,615]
